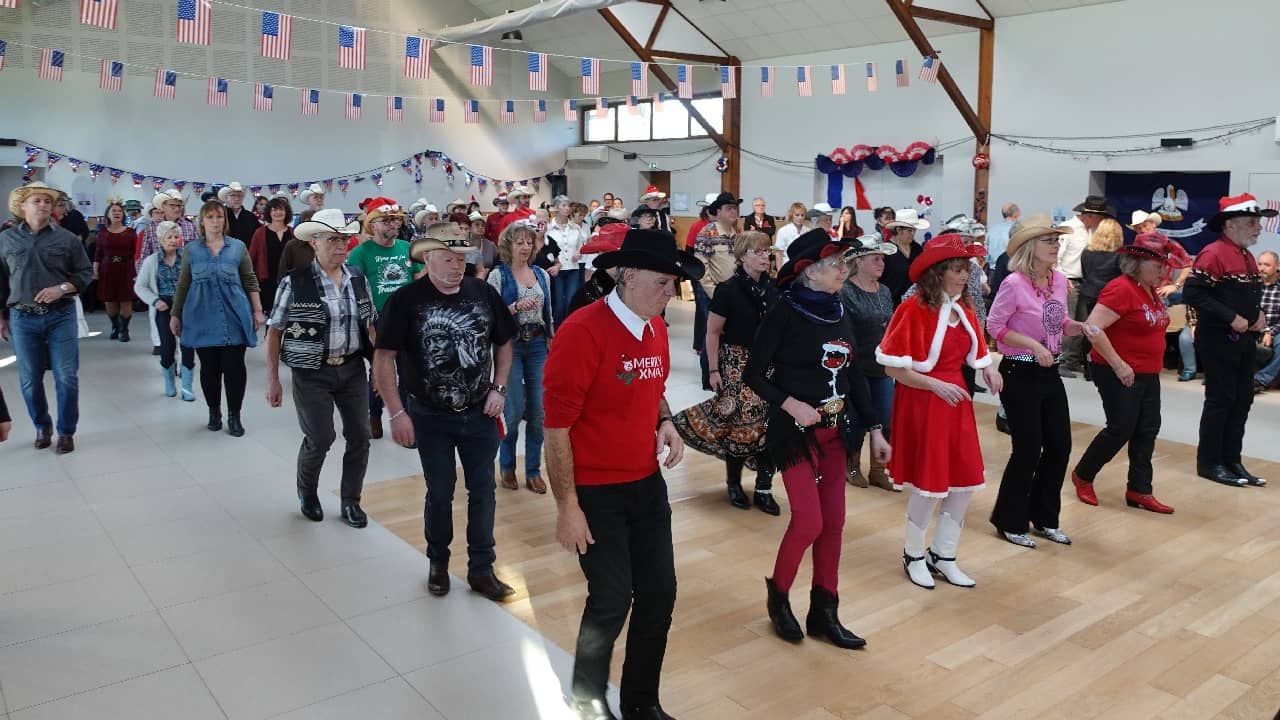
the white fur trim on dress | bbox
[897,481,986,498]
[875,296,991,373]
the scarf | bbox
[781,284,843,325]
[736,268,770,318]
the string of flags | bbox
[16,141,569,197]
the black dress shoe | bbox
[621,704,676,720]
[54,435,75,455]
[569,698,618,720]
[226,413,245,437]
[753,491,780,516]
[726,483,749,510]
[995,415,1010,435]
[341,503,368,528]
[428,560,450,596]
[34,426,52,450]
[1228,462,1266,487]
[298,490,324,521]
[207,408,223,432]
[1198,465,1246,487]
[468,572,516,602]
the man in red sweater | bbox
[544,229,704,720]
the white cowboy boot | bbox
[927,511,976,588]
[903,517,935,589]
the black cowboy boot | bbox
[805,586,867,650]
[765,577,803,642]
[108,314,120,340]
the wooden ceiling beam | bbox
[648,49,730,64]
[644,1,670,50]
[909,5,993,30]
[884,0,988,141]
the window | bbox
[580,95,724,144]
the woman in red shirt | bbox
[1070,234,1178,514]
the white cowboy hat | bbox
[216,182,246,203]
[152,189,184,211]
[1127,210,1163,231]
[444,198,468,212]
[413,208,440,228]
[507,185,533,199]
[294,208,360,242]
[695,192,720,207]
[408,197,430,213]
[468,210,485,222]
[410,221,476,259]
[885,208,930,231]
[942,214,986,237]
[848,234,899,257]
[298,183,325,203]
[812,202,836,215]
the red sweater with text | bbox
[543,299,668,486]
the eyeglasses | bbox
[374,217,402,224]
[745,248,771,257]
[1037,237,1062,245]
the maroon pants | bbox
[771,426,846,594]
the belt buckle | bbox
[324,356,345,366]
[821,398,844,415]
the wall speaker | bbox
[1160,138,1193,148]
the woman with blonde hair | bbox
[1077,217,1125,375]
[773,202,810,257]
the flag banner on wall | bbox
[469,45,492,86]
[404,36,429,79]
[260,12,291,60]
[563,98,576,121]
[0,40,7,71]
[176,0,211,45]
[653,92,664,111]
[919,56,939,83]
[464,99,479,124]
[154,69,176,99]
[429,97,445,123]
[0,0,14,9]
[99,59,123,91]
[38,48,64,81]
[760,66,773,97]
[895,59,908,88]
[527,52,547,91]
[532,99,546,123]
[344,92,362,119]
[796,65,812,97]
[207,76,228,106]
[337,25,365,69]
[387,95,403,122]
[865,62,878,92]
[298,87,319,115]
[595,97,608,118]
[719,65,736,99]
[626,95,638,115]
[676,64,692,98]
[252,82,273,111]
[500,100,515,125]
[631,62,648,97]
[1265,201,1280,233]
[581,58,600,95]
[81,0,118,30]
[830,64,845,95]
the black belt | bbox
[8,299,73,315]
[518,323,545,341]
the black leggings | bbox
[196,345,248,413]
[154,303,195,370]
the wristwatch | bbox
[58,282,71,293]
[491,383,508,395]
[657,415,674,430]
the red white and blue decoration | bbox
[816,141,937,208]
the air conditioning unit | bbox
[566,145,609,163]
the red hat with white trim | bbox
[640,185,666,201]
[359,196,406,233]
[1208,193,1278,232]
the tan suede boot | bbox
[846,455,867,487]
[868,458,899,492]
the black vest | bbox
[279,267,375,370]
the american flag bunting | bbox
[919,56,940,83]
[300,88,319,115]
[99,59,123,91]
[404,36,430,79]
[153,69,177,99]
[796,65,812,97]
[676,64,692,98]
[631,61,648,97]
[1265,201,1280,233]
[500,100,515,125]
[0,40,7,72]
[831,64,845,95]
[260,12,291,60]
[38,48,64,81]
[337,25,365,70]
[387,95,403,122]
[626,95,639,115]
[344,92,362,119]
[469,45,492,86]
[895,59,908,88]
[0,0,14,9]
[81,0,118,30]
[581,57,600,95]
[207,76,228,106]
[594,98,608,118]
[464,99,479,124]
[563,98,577,121]
[528,52,547,91]
[252,82,273,111]
[653,92,665,112]
[532,99,546,123]
[865,62,878,92]
[719,65,736,99]
[176,0,210,45]
[429,97,445,123]
[760,66,774,97]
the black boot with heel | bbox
[805,586,866,650]
[207,407,222,432]
[765,577,803,642]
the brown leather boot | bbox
[867,458,899,492]
[846,455,867,487]
[500,470,518,490]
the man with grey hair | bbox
[1252,249,1280,393]
[985,202,1020,260]
[1185,194,1275,487]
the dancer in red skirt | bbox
[877,234,1002,589]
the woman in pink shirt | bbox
[986,214,1094,549]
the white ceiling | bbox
[460,0,1121,76]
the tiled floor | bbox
[1,299,1277,720]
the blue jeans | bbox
[552,268,583,328]
[691,282,710,386]
[408,398,500,575]
[1179,326,1197,375]
[1256,342,1280,388]
[8,303,80,436]
[849,375,894,452]
[500,336,547,477]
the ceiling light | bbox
[501,29,524,43]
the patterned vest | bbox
[280,266,375,370]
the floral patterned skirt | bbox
[673,343,769,468]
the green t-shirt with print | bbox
[346,239,420,310]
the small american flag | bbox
[895,59,908,88]
[469,45,491,87]
[532,99,546,123]
[595,98,608,119]
[0,41,7,72]
[865,62,878,92]
[0,0,13,9]
[720,65,736,99]
[387,95,403,122]
[252,82,273,111]
[81,0,118,30]
[344,92,362,119]
[1265,201,1280,233]
[38,49,64,81]
[464,99,479,124]
[760,66,774,97]
[500,100,515,125]
[626,95,639,115]
[631,61,648,97]
[796,65,812,97]
[676,64,692,98]
[653,92,664,112]
[260,12,291,60]
[831,64,845,95]
[99,60,123,91]
[429,97,445,123]
[337,25,365,70]
[563,98,577,121]
[176,0,211,45]
[207,76,228,106]
[581,57,600,95]
[527,52,547,91]
[404,36,430,79]
[300,88,319,115]
[153,69,177,99]
[919,56,940,83]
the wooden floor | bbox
[361,404,1280,720]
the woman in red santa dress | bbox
[876,234,1002,589]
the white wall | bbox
[566,139,722,211]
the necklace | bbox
[1030,270,1053,300]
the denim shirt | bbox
[0,222,93,306]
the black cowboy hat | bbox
[593,228,705,281]
[776,228,856,287]
[1072,195,1117,218]
[706,191,743,215]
